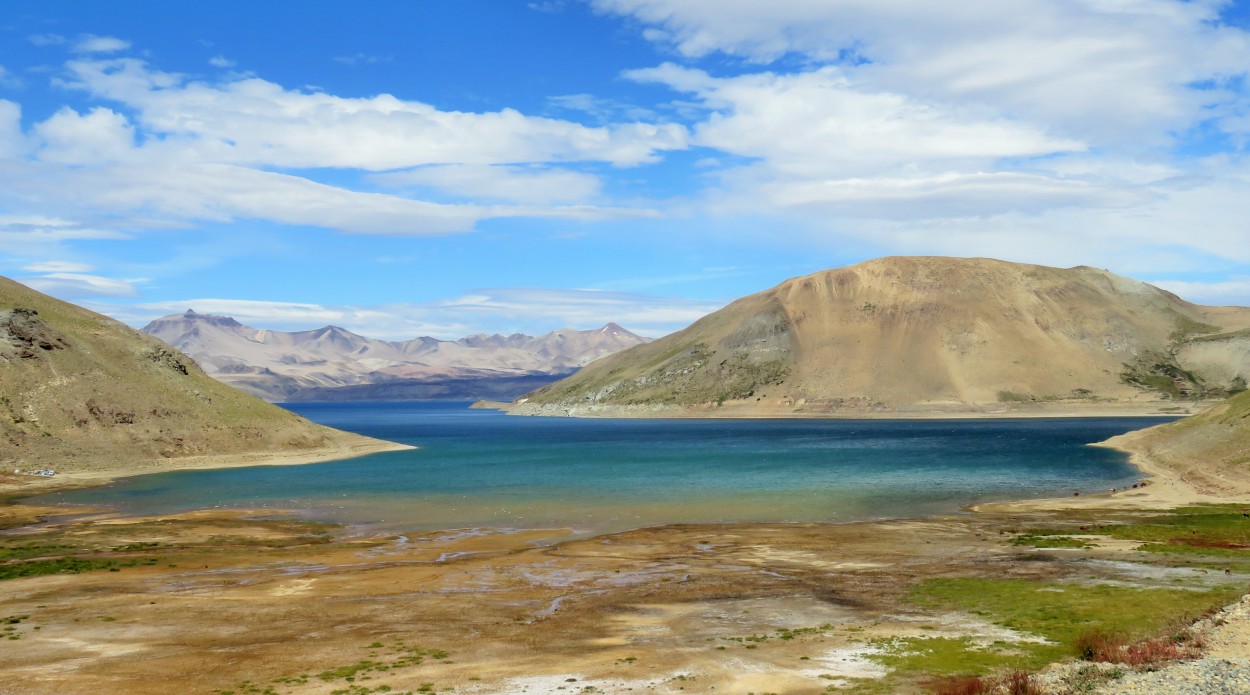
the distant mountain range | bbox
[513,257,1250,417]
[140,311,650,401]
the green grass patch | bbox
[908,578,1238,669]
[1014,505,1250,557]
[1010,535,1094,549]
[1169,315,1221,342]
[1094,506,1250,547]
[869,636,1028,676]
[0,556,160,580]
[0,542,80,561]
[307,640,449,687]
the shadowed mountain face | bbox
[141,312,649,401]
[0,277,371,472]
[513,257,1250,417]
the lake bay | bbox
[34,403,1169,534]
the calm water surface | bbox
[33,402,1170,533]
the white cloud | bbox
[1149,277,1250,306]
[2,159,651,235]
[628,64,1084,178]
[438,287,722,334]
[208,55,236,68]
[2,160,488,235]
[372,164,603,204]
[72,35,132,54]
[602,5,1250,275]
[33,107,136,164]
[28,34,67,47]
[0,56,683,237]
[60,57,688,169]
[22,261,94,273]
[792,169,1250,273]
[0,216,131,242]
[0,100,27,159]
[0,66,21,89]
[547,93,657,122]
[623,63,1124,223]
[19,272,138,298]
[596,0,1250,145]
[333,53,392,66]
[753,172,1151,220]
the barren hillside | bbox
[512,257,1250,417]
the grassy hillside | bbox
[1,276,386,475]
[1111,388,1250,493]
[515,257,1250,416]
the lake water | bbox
[33,402,1168,534]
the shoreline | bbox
[0,437,414,502]
[503,398,1207,420]
[5,409,1227,532]
[975,439,1250,514]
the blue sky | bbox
[2,0,1249,339]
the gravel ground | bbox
[1035,593,1250,695]
[1095,657,1250,695]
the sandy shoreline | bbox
[0,437,414,500]
[504,398,1209,420]
[976,440,1250,514]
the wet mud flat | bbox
[1,505,1247,695]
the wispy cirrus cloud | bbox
[1149,277,1250,306]
[19,272,139,298]
[0,216,131,243]
[71,35,132,54]
[27,34,67,47]
[372,164,603,204]
[0,66,22,89]
[333,53,393,66]
[22,261,95,273]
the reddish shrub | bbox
[1119,636,1200,666]
[928,674,992,695]
[1003,669,1041,695]
[1075,628,1202,666]
[1074,629,1124,662]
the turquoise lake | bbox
[33,403,1170,534]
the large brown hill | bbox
[0,276,399,480]
[512,257,1250,417]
